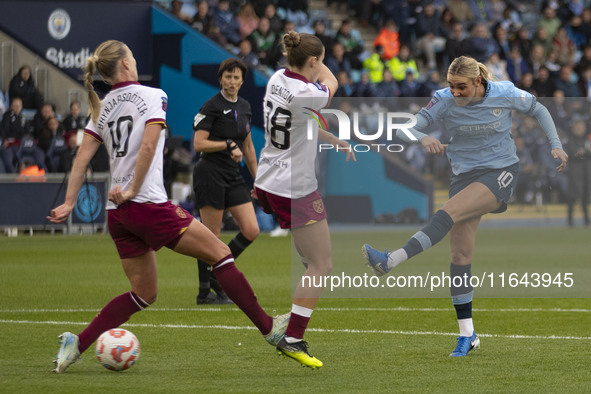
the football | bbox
[95,328,140,371]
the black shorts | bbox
[449,162,519,214]
[193,159,251,210]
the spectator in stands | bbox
[517,72,536,96]
[528,44,547,80]
[42,118,69,172]
[32,102,59,140]
[388,44,419,82]
[8,65,43,111]
[506,45,531,84]
[62,101,87,132]
[537,134,569,203]
[499,5,523,35]
[373,69,400,98]
[312,19,334,53]
[400,69,420,97]
[493,24,511,61]
[325,42,352,80]
[418,69,444,97]
[446,0,474,25]
[237,39,260,70]
[468,0,492,23]
[440,8,458,37]
[237,3,259,40]
[170,0,193,24]
[512,27,533,61]
[37,115,63,154]
[513,135,537,204]
[58,131,78,173]
[533,66,557,97]
[353,71,376,97]
[575,44,591,75]
[334,70,354,97]
[358,0,382,29]
[445,22,468,64]
[578,65,591,97]
[282,0,308,29]
[547,90,571,132]
[484,52,510,81]
[555,65,580,97]
[487,0,508,26]
[581,7,591,43]
[266,21,296,69]
[193,1,229,47]
[1,97,29,172]
[533,26,553,57]
[415,2,447,71]
[552,26,576,67]
[192,1,212,34]
[565,117,591,226]
[538,5,562,41]
[465,23,500,63]
[335,19,364,69]
[262,3,282,34]
[544,50,562,77]
[566,15,587,50]
[373,20,400,61]
[248,17,277,66]
[212,0,242,46]
[362,45,386,84]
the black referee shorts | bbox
[193,159,251,210]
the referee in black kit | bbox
[192,58,260,304]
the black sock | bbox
[228,232,252,259]
[197,259,211,298]
[209,272,225,296]
[402,210,454,259]
[450,262,473,319]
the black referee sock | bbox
[228,232,252,259]
[402,210,454,259]
[197,259,211,298]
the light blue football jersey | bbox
[417,81,536,175]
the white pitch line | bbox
[0,319,590,341]
[0,307,590,313]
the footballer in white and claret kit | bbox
[255,68,330,199]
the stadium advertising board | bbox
[0,1,152,81]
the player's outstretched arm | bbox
[47,134,100,223]
[318,129,356,162]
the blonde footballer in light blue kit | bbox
[363,56,568,357]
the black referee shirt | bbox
[193,92,252,169]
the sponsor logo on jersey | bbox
[223,109,232,114]
[48,9,71,40]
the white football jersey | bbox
[255,69,330,198]
[84,81,168,209]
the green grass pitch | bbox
[0,227,589,393]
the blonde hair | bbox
[283,31,324,69]
[447,56,495,83]
[84,40,129,122]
